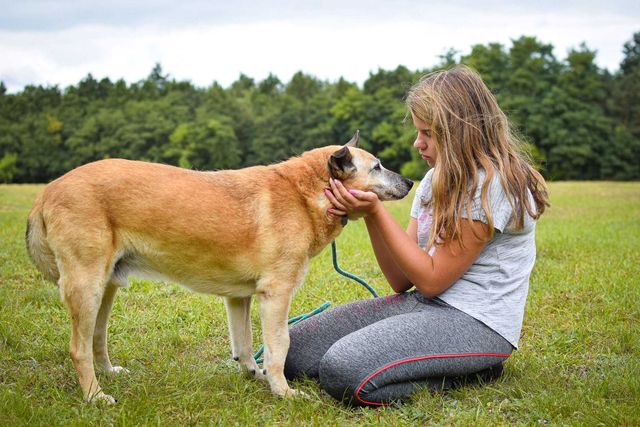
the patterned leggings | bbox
[284,291,513,406]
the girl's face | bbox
[412,113,437,167]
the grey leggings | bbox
[284,291,513,406]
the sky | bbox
[1,0,638,93]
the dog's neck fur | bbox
[269,148,345,255]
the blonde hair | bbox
[405,65,549,249]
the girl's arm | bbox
[327,179,489,297]
[363,216,417,293]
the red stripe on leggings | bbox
[355,352,511,406]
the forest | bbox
[0,33,638,183]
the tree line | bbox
[0,33,639,183]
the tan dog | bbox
[26,132,413,403]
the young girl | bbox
[283,65,550,406]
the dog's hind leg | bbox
[224,296,265,380]
[93,281,128,375]
[59,265,115,404]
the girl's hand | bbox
[324,178,382,219]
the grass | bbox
[1,181,638,426]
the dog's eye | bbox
[372,163,381,171]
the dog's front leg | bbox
[257,288,304,398]
[223,296,265,380]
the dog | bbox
[26,131,414,403]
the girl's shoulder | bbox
[419,168,499,202]
[473,169,536,233]
[417,168,434,199]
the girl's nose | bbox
[414,137,425,149]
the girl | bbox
[284,65,549,406]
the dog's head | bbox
[328,131,414,201]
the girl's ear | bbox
[345,130,359,147]
[328,146,356,179]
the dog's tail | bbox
[26,194,59,283]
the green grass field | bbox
[1,182,638,426]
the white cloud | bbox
[0,5,638,93]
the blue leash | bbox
[331,240,379,298]
[254,240,377,364]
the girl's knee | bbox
[284,324,327,380]
[319,343,391,406]
[284,344,314,380]
[318,345,362,404]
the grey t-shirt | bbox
[410,169,536,348]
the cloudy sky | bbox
[1,0,638,93]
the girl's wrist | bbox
[367,200,384,219]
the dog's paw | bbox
[283,387,310,399]
[107,366,130,375]
[254,368,267,381]
[246,367,267,381]
[271,384,310,399]
[87,391,116,405]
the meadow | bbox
[0,181,638,426]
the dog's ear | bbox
[328,146,356,179]
[345,130,359,147]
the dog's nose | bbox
[404,178,414,189]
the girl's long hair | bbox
[405,65,549,249]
